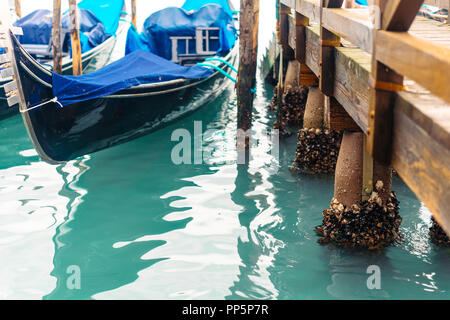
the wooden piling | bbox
[237,0,260,136]
[68,0,82,76]
[52,0,63,74]
[14,0,21,18]
[131,0,137,29]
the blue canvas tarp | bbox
[52,50,214,106]
[125,4,236,59]
[14,0,124,53]
[182,0,234,18]
[355,0,367,5]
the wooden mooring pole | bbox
[131,0,137,28]
[237,0,260,140]
[52,0,62,74]
[14,0,21,18]
[68,0,82,75]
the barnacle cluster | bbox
[270,85,309,131]
[429,217,450,247]
[316,181,402,249]
[291,128,342,174]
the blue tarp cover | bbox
[182,0,234,18]
[125,4,236,60]
[355,0,367,5]
[77,0,124,36]
[14,0,124,53]
[52,50,214,106]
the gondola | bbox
[0,0,128,120]
[1,2,238,164]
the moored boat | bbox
[1,1,238,164]
[0,0,128,120]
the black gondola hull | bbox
[13,34,238,163]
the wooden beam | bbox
[375,31,450,105]
[295,0,321,23]
[325,96,360,131]
[14,0,21,18]
[381,0,425,31]
[68,0,82,75]
[321,8,373,53]
[237,0,260,133]
[131,0,137,28]
[392,90,450,235]
[279,3,291,53]
[52,0,62,74]
[367,0,424,165]
[319,0,342,96]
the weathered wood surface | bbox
[52,0,62,74]
[237,0,260,132]
[282,0,450,233]
[14,0,21,18]
[68,0,82,75]
[132,0,137,28]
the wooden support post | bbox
[68,0,82,76]
[279,3,290,54]
[362,135,374,201]
[295,11,318,87]
[237,0,260,136]
[367,0,424,165]
[304,87,324,129]
[319,0,343,96]
[334,131,363,207]
[14,0,21,18]
[131,0,137,29]
[52,0,63,74]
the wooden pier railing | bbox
[278,0,450,234]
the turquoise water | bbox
[1,0,449,300]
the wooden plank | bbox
[375,31,450,105]
[52,0,62,74]
[392,91,450,235]
[325,96,361,131]
[281,0,296,8]
[295,0,321,23]
[305,25,320,76]
[68,0,82,75]
[322,8,373,53]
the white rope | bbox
[20,97,63,113]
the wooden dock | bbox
[276,0,450,235]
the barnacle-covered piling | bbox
[291,128,342,174]
[316,183,402,249]
[429,218,450,247]
[291,88,342,174]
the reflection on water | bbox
[0,0,449,300]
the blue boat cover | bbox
[125,4,237,60]
[77,0,124,36]
[355,0,367,5]
[14,0,124,53]
[182,0,234,18]
[52,50,214,106]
